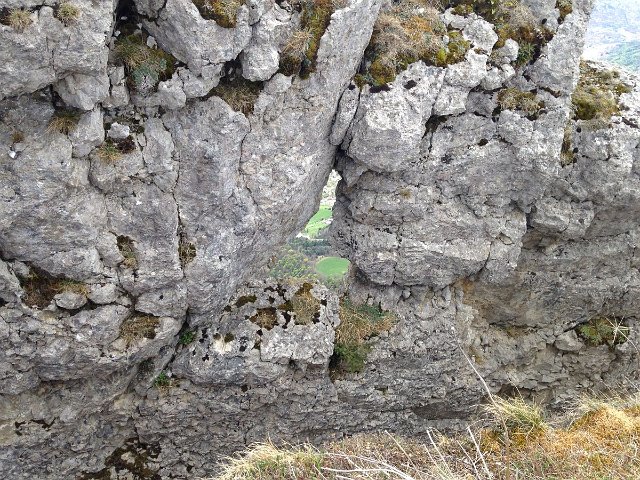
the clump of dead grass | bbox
[289,283,320,325]
[47,110,81,135]
[120,314,160,346]
[210,76,263,116]
[3,8,32,32]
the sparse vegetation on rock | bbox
[330,298,395,374]
[571,61,631,122]
[193,0,244,28]
[114,34,175,93]
[3,8,32,32]
[120,314,160,346]
[279,0,339,78]
[56,2,81,26]
[497,87,544,116]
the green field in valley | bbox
[304,206,332,238]
[315,256,350,280]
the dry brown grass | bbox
[5,8,32,32]
[211,80,262,116]
[117,235,137,268]
[119,315,160,346]
[97,141,123,163]
[213,394,640,480]
[290,284,320,325]
[250,308,279,330]
[47,111,80,135]
[21,269,89,309]
[56,2,81,26]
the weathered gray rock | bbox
[3,0,639,478]
[0,0,113,100]
[70,108,105,158]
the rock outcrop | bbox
[1,0,639,477]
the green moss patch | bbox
[355,0,469,88]
[577,316,630,347]
[571,61,631,122]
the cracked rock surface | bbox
[1,0,639,477]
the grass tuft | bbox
[117,235,138,269]
[4,8,32,32]
[571,61,631,123]
[485,396,547,439]
[97,141,123,163]
[47,111,80,135]
[120,314,160,346]
[279,0,338,78]
[215,442,324,480]
[289,283,321,325]
[193,0,244,28]
[114,34,175,93]
[56,2,81,26]
[210,76,263,116]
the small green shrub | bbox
[4,8,32,32]
[179,330,196,345]
[577,316,630,347]
[114,35,175,93]
[497,88,544,116]
[515,41,535,67]
[56,3,81,26]
[193,0,243,28]
[333,343,371,373]
[154,371,172,387]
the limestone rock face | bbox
[1,0,639,478]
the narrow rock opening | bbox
[268,170,351,292]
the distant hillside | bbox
[583,0,640,71]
